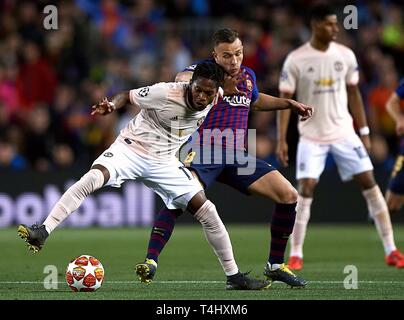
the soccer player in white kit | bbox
[17,62,271,290]
[277,5,404,270]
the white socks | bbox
[267,262,282,271]
[289,196,312,258]
[362,185,396,255]
[289,186,397,259]
[193,200,239,276]
[43,169,105,234]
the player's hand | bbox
[288,99,313,121]
[360,134,371,153]
[223,71,247,96]
[276,140,289,167]
[386,190,404,212]
[91,97,115,116]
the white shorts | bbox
[92,140,203,210]
[296,134,374,182]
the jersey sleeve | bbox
[279,55,298,94]
[345,49,359,86]
[129,82,168,110]
[396,78,404,99]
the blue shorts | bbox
[184,147,276,194]
[388,153,404,195]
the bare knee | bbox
[187,191,208,214]
[277,186,299,204]
[353,171,376,190]
[298,179,317,198]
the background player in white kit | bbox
[277,5,404,270]
[17,62,271,290]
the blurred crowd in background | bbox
[0,0,403,173]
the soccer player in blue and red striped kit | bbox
[386,78,404,216]
[136,28,312,287]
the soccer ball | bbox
[65,254,105,292]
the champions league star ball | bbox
[65,255,105,292]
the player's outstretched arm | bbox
[91,91,130,116]
[252,92,312,120]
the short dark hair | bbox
[310,4,336,22]
[212,28,239,47]
[191,62,225,88]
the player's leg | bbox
[17,164,108,252]
[144,207,183,262]
[187,191,270,290]
[142,160,270,289]
[218,152,308,286]
[142,165,215,265]
[135,206,183,283]
[220,156,298,268]
[287,139,329,270]
[353,171,404,268]
[247,171,298,266]
[332,134,404,268]
[18,141,135,253]
[136,156,222,283]
[287,178,317,270]
[386,154,404,212]
[246,170,308,286]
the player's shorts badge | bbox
[103,152,113,157]
[246,79,253,91]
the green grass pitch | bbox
[1,224,404,300]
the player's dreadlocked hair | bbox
[212,28,239,47]
[191,62,225,88]
[310,4,336,21]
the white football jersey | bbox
[279,42,359,143]
[118,82,217,159]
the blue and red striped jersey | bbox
[396,78,404,99]
[395,78,404,150]
[185,59,259,150]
